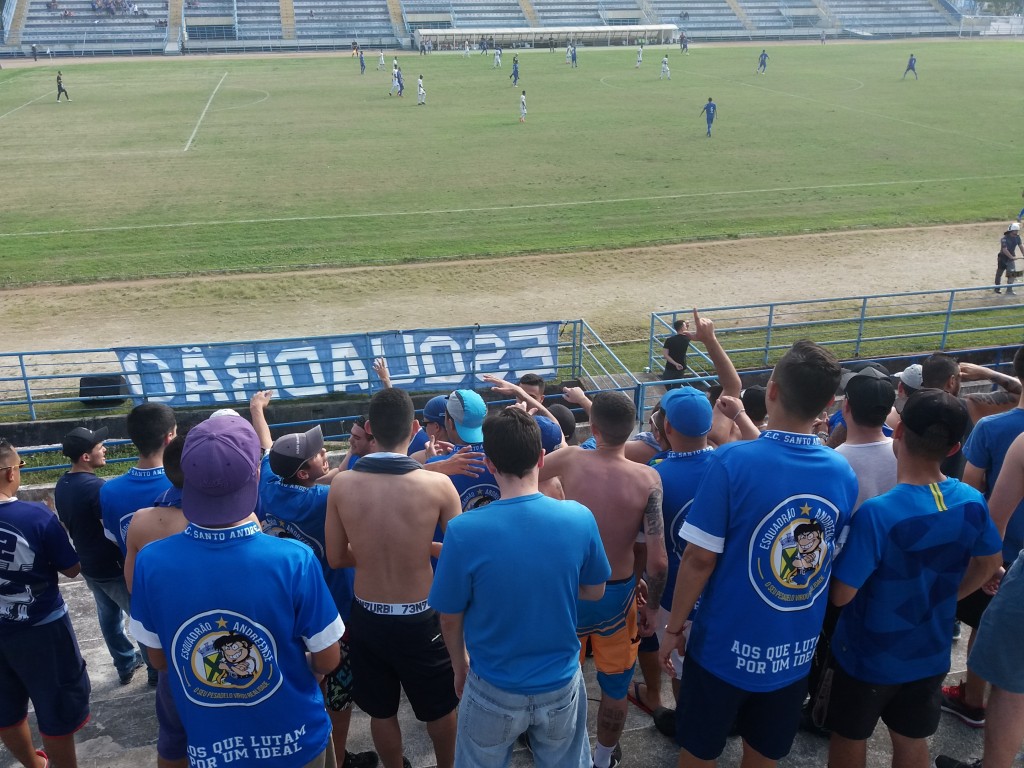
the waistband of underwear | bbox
[354,596,431,616]
[607,576,635,586]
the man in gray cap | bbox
[54,426,145,685]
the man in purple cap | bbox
[129,416,345,768]
[54,425,145,685]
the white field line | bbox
[0,92,55,120]
[184,72,227,152]
[692,71,1015,149]
[0,174,1018,239]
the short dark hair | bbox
[591,391,636,446]
[546,403,577,443]
[921,353,959,389]
[771,341,841,420]
[901,390,968,461]
[126,403,176,458]
[483,408,541,478]
[367,388,414,450]
[741,386,768,423]
[673,319,687,332]
[518,373,545,390]
[0,438,16,468]
[164,433,187,489]
[1013,345,1024,380]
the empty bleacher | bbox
[182,0,235,40]
[822,0,956,34]
[448,0,525,28]
[234,0,281,37]
[293,0,393,39]
[20,0,168,48]
[531,0,602,26]
[649,0,743,32]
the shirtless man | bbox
[540,391,668,768]
[326,387,462,768]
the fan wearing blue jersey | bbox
[824,390,1002,768]
[700,97,717,137]
[430,408,611,767]
[903,53,917,80]
[659,340,858,767]
[249,392,378,768]
[129,416,345,768]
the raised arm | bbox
[249,390,275,451]
[561,386,593,418]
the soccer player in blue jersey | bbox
[359,48,365,74]
[903,53,917,80]
[659,340,858,768]
[700,97,716,137]
[823,390,1002,768]
[757,49,769,74]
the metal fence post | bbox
[940,290,956,349]
[854,297,868,357]
[19,355,37,421]
[763,304,776,367]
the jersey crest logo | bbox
[173,610,281,707]
[747,495,838,612]
[460,484,500,511]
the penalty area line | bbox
[184,72,227,152]
[0,174,1018,239]
[0,91,55,121]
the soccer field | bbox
[0,39,1020,287]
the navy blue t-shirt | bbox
[55,471,124,579]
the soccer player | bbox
[571,44,577,68]
[510,55,519,86]
[700,97,716,137]
[493,45,501,68]
[56,70,70,102]
[397,67,404,97]
[417,75,426,105]
[463,39,470,57]
[359,48,365,74]
[389,64,400,96]
[377,49,385,70]
[635,44,643,68]
[757,49,769,74]
[660,55,670,80]
[903,53,917,80]
[519,90,526,123]
[566,43,572,64]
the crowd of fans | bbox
[3,320,1024,768]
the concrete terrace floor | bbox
[1,574,1007,768]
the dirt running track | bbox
[6,223,1013,352]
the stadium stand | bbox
[234,0,282,38]
[531,0,602,27]
[821,0,957,35]
[293,0,393,40]
[20,0,168,50]
[448,0,526,28]
[648,0,743,32]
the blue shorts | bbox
[969,553,1024,694]
[0,613,91,736]
[676,654,807,761]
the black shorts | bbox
[675,654,807,761]
[822,659,944,740]
[347,601,457,722]
[955,588,992,629]
[0,614,91,736]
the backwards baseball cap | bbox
[844,372,896,422]
[62,426,109,459]
[900,389,968,448]
[535,415,563,453]
[422,395,448,427]
[446,390,487,444]
[1009,222,1020,232]
[181,417,260,527]
[269,424,324,479]
[898,364,923,391]
[661,386,713,437]
[839,364,890,392]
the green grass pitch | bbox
[0,39,1020,287]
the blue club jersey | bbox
[831,480,1001,684]
[429,493,610,694]
[130,522,344,768]
[655,448,716,612]
[100,467,173,555]
[963,408,1024,562]
[680,431,857,691]
[702,102,716,122]
[426,443,500,511]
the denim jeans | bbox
[455,667,589,768]
[83,574,140,675]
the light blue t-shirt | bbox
[963,408,1024,562]
[259,454,355,621]
[680,430,857,692]
[429,493,610,694]
[130,522,344,768]
[831,480,1001,684]
[655,448,716,612]
[100,466,173,555]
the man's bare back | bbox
[326,467,461,604]
[124,504,189,591]
[541,445,664,581]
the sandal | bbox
[627,681,655,716]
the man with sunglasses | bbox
[0,439,90,768]
[249,392,379,768]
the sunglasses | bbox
[0,460,26,471]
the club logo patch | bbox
[172,611,281,707]
[748,495,838,612]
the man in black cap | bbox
[54,426,145,684]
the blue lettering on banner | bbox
[114,323,561,407]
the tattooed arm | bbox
[641,481,668,612]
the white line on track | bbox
[184,72,227,152]
[692,71,1014,148]
[0,91,54,120]
[0,174,1018,239]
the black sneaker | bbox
[933,757,982,768]
[147,666,159,687]
[652,707,676,738]
[341,750,379,768]
[118,654,145,685]
[940,683,986,728]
